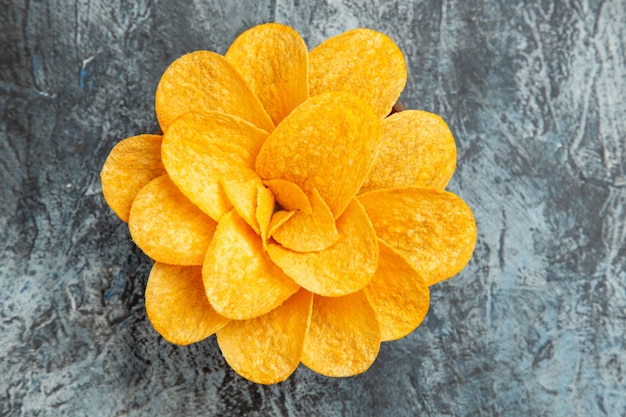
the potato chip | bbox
[216,289,313,384]
[162,111,268,221]
[128,175,217,265]
[226,22,308,126]
[155,50,274,132]
[256,184,276,245]
[223,178,262,235]
[255,91,381,219]
[269,188,339,252]
[263,179,312,215]
[301,292,381,377]
[101,134,165,222]
[203,210,300,320]
[363,239,430,341]
[358,188,477,286]
[267,210,296,239]
[146,263,230,345]
[268,199,378,296]
[360,110,457,193]
[309,28,406,119]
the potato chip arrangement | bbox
[101,23,476,384]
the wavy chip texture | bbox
[264,179,312,215]
[128,175,217,265]
[256,184,276,245]
[309,28,407,118]
[100,23,476,385]
[146,263,230,345]
[359,188,477,286]
[361,110,457,193]
[268,199,378,296]
[101,134,166,222]
[302,293,381,377]
[217,289,313,384]
[363,240,430,341]
[156,50,274,132]
[223,178,263,235]
[226,22,308,126]
[255,91,381,219]
[203,211,300,320]
[162,111,268,221]
[269,188,339,252]
[267,210,296,240]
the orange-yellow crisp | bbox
[101,23,477,384]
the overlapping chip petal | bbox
[217,289,313,384]
[146,263,230,345]
[203,210,300,320]
[129,175,217,265]
[309,28,407,118]
[255,91,381,219]
[100,23,476,385]
[226,22,309,125]
[358,188,477,286]
[267,199,378,296]
[101,134,166,222]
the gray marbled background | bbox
[1,0,625,416]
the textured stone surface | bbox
[1,0,625,415]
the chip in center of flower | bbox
[255,91,382,251]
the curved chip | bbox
[223,178,262,235]
[301,292,381,377]
[128,175,217,265]
[203,210,300,320]
[270,188,339,252]
[263,178,312,215]
[268,198,378,297]
[363,239,430,341]
[358,187,477,286]
[267,210,296,240]
[255,91,381,219]
[155,50,274,132]
[101,134,166,222]
[256,184,276,245]
[360,110,457,193]
[226,22,308,126]
[162,111,268,221]
[309,28,407,119]
[217,289,313,384]
[146,263,230,345]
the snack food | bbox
[101,23,477,384]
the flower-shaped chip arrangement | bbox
[101,23,477,384]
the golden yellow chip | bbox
[100,134,165,222]
[309,28,406,119]
[146,263,230,345]
[256,184,276,245]
[360,110,457,193]
[155,50,274,132]
[301,292,381,377]
[128,175,217,265]
[216,289,313,384]
[255,91,381,219]
[162,111,268,221]
[363,239,430,341]
[358,187,477,286]
[268,199,378,296]
[223,178,262,235]
[203,211,300,320]
[269,188,339,252]
[226,22,308,126]
[263,178,312,215]
[267,210,296,239]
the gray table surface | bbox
[1,1,625,416]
